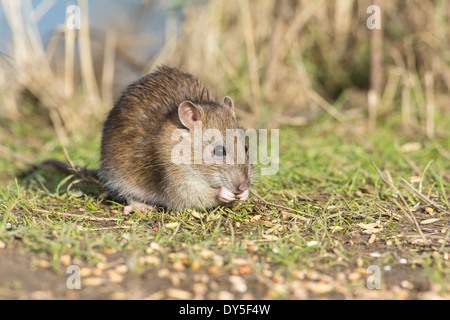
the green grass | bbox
[0,113,449,299]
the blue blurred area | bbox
[0,0,183,96]
[0,0,171,52]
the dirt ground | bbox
[1,214,448,300]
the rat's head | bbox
[177,97,253,202]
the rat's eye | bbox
[214,145,226,157]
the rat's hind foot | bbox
[123,202,155,215]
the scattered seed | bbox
[399,142,421,153]
[305,281,334,294]
[191,261,200,271]
[348,272,361,281]
[157,268,171,278]
[291,270,305,280]
[166,288,192,300]
[96,262,107,270]
[83,277,104,287]
[238,266,252,275]
[144,291,165,300]
[368,234,377,244]
[165,222,179,229]
[140,255,161,266]
[30,290,53,300]
[386,239,393,246]
[307,240,318,247]
[336,272,346,282]
[123,220,133,225]
[149,242,161,251]
[92,268,103,276]
[425,207,434,215]
[107,270,124,283]
[420,218,440,225]
[272,274,284,283]
[201,249,215,259]
[170,273,183,286]
[213,255,224,267]
[262,269,273,278]
[191,210,202,219]
[60,254,71,266]
[110,292,128,300]
[305,271,320,280]
[217,291,234,300]
[193,282,207,296]
[250,215,261,222]
[80,267,92,277]
[115,264,129,274]
[232,282,247,293]
[208,266,219,275]
[411,238,425,245]
[104,247,116,254]
[33,259,51,269]
[172,261,185,272]
[329,226,343,233]
[354,268,367,274]
[0,240,6,249]
[401,280,413,290]
[231,258,249,266]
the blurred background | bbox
[0,0,449,174]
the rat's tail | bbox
[40,159,101,182]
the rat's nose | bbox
[235,182,248,194]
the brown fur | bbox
[101,66,252,210]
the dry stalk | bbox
[370,158,428,244]
[368,0,383,132]
[400,178,447,213]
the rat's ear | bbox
[178,101,202,131]
[224,96,236,117]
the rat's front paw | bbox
[123,202,155,215]
[218,187,236,203]
[235,189,249,201]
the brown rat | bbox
[100,66,252,214]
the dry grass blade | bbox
[33,209,119,222]
[250,190,315,220]
[400,177,447,212]
[370,158,428,244]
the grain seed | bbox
[420,218,440,225]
